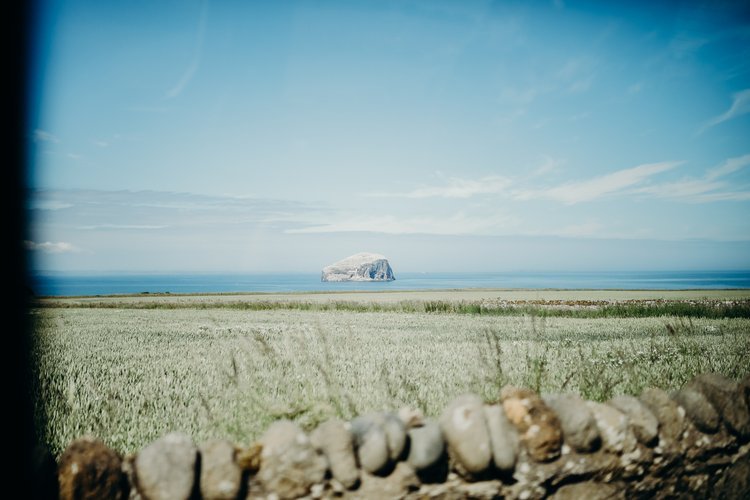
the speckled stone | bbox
[609,395,659,446]
[58,437,124,500]
[544,393,600,452]
[134,432,197,500]
[501,386,563,462]
[672,388,720,434]
[439,394,492,473]
[687,372,750,438]
[258,420,327,499]
[357,461,420,498]
[586,402,636,454]
[640,387,687,442]
[199,439,242,500]
[310,419,359,489]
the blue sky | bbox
[28,0,750,272]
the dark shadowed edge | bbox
[7,0,35,497]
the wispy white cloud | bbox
[33,129,59,143]
[531,155,563,177]
[699,88,750,133]
[636,154,750,202]
[287,211,517,236]
[637,180,750,202]
[668,35,708,59]
[556,57,596,94]
[499,57,596,109]
[556,59,583,80]
[67,153,83,160]
[30,200,73,211]
[31,189,326,236]
[568,76,594,93]
[76,224,168,230]
[363,155,747,208]
[705,153,750,180]
[167,58,200,99]
[499,87,539,106]
[513,161,681,204]
[639,179,724,198]
[93,140,109,148]
[30,152,748,249]
[684,191,750,202]
[24,241,77,253]
[366,175,511,199]
[166,0,209,98]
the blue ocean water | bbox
[31,270,750,297]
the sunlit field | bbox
[31,290,750,455]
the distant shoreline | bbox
[34,288,750,302]
[31,287,750,300]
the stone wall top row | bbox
[51,371,750,499]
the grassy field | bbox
[31,290,750,456]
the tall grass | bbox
[30,305,750,456]
[35,298,750,319]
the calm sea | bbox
[31,271,750,297]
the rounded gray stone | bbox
[135,432,197,500]
[672,388,720,434]
[608,395,659,446]
[406,420,445,471]
[258,420,327,499]
[483,404,519,471]
[586,401,636,454]
[199,439,242,500]
[640,387,686,442]
[687,372,750,438]
[380,412,407,461]
[544,394,600,452]
[439,394,492,474]
[351,414,390,474]
[310,419,359,489]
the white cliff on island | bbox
[321,253,396,282]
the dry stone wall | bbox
[49,372,750,499]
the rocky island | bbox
[321,252,395,282]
